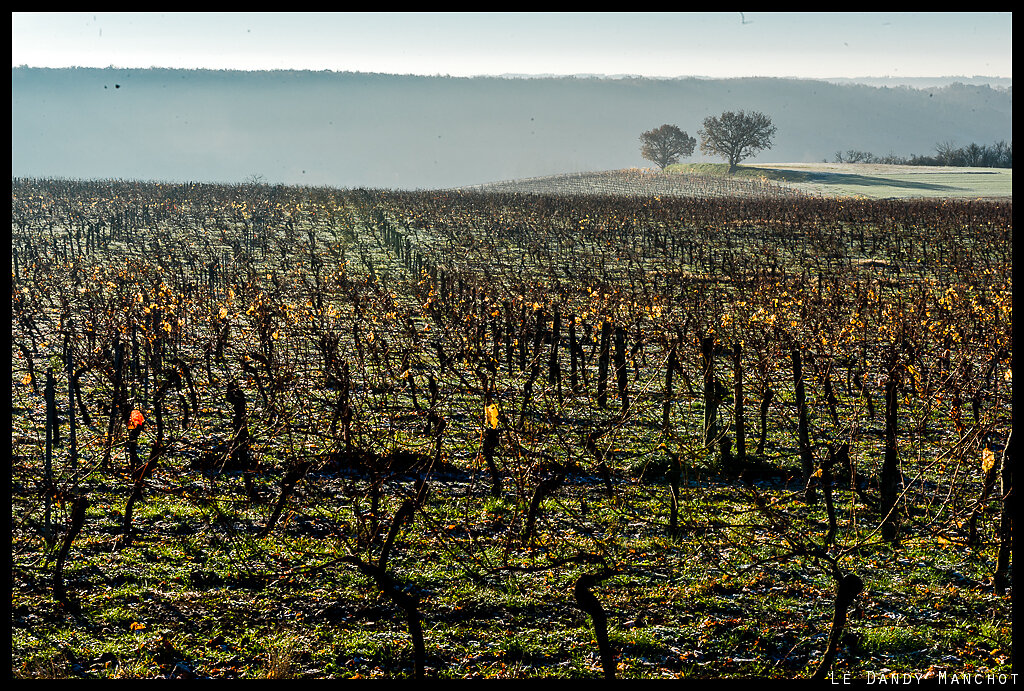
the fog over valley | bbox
[11,67,1012,189]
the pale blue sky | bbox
[12,12,1012,79]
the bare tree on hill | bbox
[699,110,776,173]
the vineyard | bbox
[10,175,1012,680]
[461,168,809,199]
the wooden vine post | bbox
[880,345,902,543]
[791,347,816,504]
[732,342,746,465]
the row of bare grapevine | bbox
[11,176,1011,678]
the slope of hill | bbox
[462,168,808,198]
[464,163,1012,200]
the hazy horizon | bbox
[11,64,1012,87]
[10,63,1013,87]
[12,68,1012,189]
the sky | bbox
[11,12,1013,80]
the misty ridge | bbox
[11,67,1012,190]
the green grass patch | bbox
[666,161,1012,199]
[666,162,815,184]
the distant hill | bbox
[498,74,1013,90]
[11,67,1012,190]
[821,76,1012,90]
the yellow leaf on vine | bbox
[485,404,499,429]
[982,447,996,474]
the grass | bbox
[667,161,1012,199]
[668,162,815,183]
[10,432,1013,680]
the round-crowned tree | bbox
[640,124,696,170]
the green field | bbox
[671,162,1013,200]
